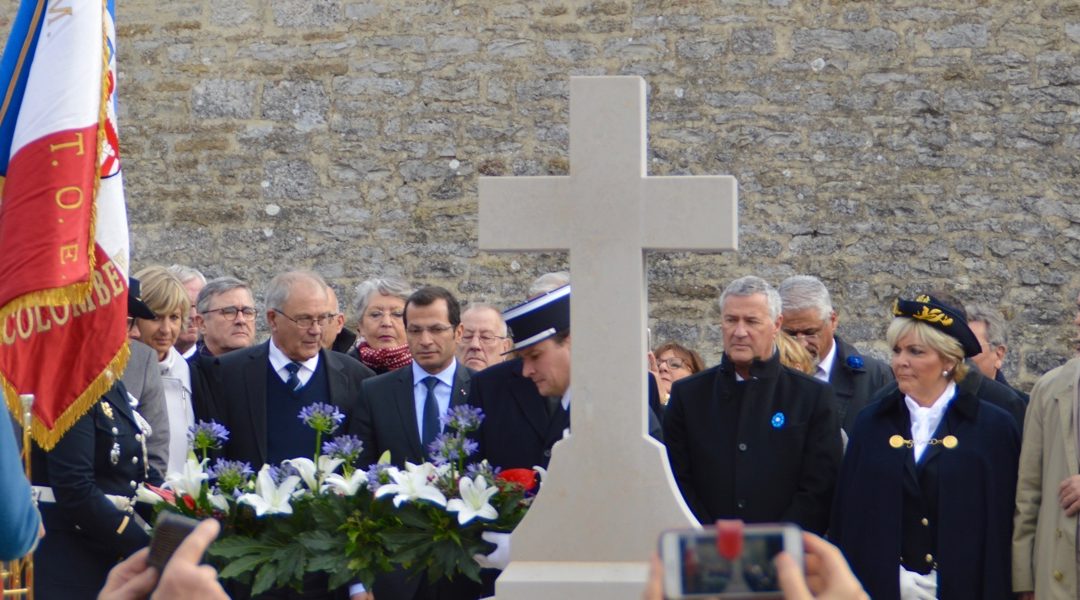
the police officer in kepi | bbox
[31,287,163,599]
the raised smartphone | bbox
[659,523,803,599]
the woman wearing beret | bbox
[830,295,1020,599]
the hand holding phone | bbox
[147,513,200,571]
[659,523,803,599]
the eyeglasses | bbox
[273,309,334,329]
[784,327,822,340]
[406,324,455,336]
[461,330,507,344]
[202,306,257,320]
[657,357,688,370]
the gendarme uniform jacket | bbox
[32,381,158,598]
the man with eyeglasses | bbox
[201,271,375,471]
[456,303,512,370]
[192,276,258,358]
[349,286,479,600]
[778,275,893,433]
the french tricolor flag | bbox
[0,0,132,449]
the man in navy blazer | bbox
[201,271,375,469]
[779,275,894,433]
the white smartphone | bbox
[659,523,803,599]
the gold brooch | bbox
[889,434,958,449]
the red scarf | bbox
[357,340,412,372]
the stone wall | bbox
[3,0,1079,388]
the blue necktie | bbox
[421,376,440,448]
[284,362,302,392]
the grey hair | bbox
[719,275,782,321]
[265,271,328,313]
[462,303,508,337]
[528,271,570,298]
[778,275,833,320]
[167,264,206,286]
[966,303,1008,348]
[196,277,253,313]
[353,277,413,319]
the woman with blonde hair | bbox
[132,265,193,476]
[777,331,815,375]
[830,295,1019,599]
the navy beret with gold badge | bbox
[891,294,982,357]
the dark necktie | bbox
[284,362,302,392]
[421,376,440,447]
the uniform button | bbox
[130,480,137,489]
[543,450,551,457]
[1054,570,1064,582]
[111,427,119,435]
[925,553,933,564]
[921,518,929,526]
[736,499,746,509]
[131,456,139,464]
[738,443,748,452]
[135,434,144,442]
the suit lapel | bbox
[393,368,423,460]
[450,364,472,408]
[324,350,346,404]
[245,343,270,466]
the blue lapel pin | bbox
[771,412,785,429]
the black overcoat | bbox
[663,351,842,534]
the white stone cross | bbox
[478,76,738,599]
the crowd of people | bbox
[5,264,1080,600]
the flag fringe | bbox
[0,283,94,324]
[4,341,129,451]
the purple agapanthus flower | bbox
[188,421,229,452]
[465,461,501,481]
[298,402,345,434]
[427,432,480,465]
[440,405,484,432]
[323,435,364,463]
[365,463,393,492]
[208,459,254,495]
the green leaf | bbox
[251,563,279,596]
[218,552,274,580]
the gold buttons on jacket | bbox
[921,518,929,526]
[924,554,933,564]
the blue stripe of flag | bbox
[0,0,47,177]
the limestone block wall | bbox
[3,1,1079,388]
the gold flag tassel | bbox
[2,393,35,599]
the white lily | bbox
[237,465,302,516]
[163,458,208,498]
[323,469,369,496]
[282,456,344,493]
[446,475,499,525]
[207,491,230,513]
[134,483,164,505]
[375,462,447,507]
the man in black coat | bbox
[200,271,375,469]
[664,276,842,535]
[779,275,894,433]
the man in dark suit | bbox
[779,275,894,433]
[664,276,842,535]
[349,286,477,600]
[203,271,374,469]
[351,286,472,469]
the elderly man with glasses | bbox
[455,303,512,371]
[778,275,893,433]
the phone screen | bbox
[661,525,801,599]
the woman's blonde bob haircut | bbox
[133,265,190,318]
[886,317,969,382]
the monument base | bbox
[490,560,649,600]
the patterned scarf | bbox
[357,340,412,372]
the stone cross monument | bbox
[478,76,739,598]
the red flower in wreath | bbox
[497,468,538,493]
